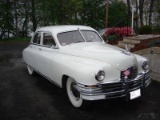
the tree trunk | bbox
[149,0,155,26]
[75,12,77,24]
[32,0,37,32]
[14,0,19,37]
[7,0,10,38]
[127,0,131,17]
[25,1,28,37]
[139,0,144,26]
[135,0,139,30]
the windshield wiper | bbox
[73,40,84,43]
[69,40,84,45]
[87,40,93,42]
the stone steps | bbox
[123,37,141,44]
[116,35,160,50]
[117,36,144,49]
[118,41,138,49]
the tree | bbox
[0,0,14,39]
[80,0,106,29]
[149,0,155,25]
[108,0,128,27]
[13,0,19,37]
[31,0,37,32]
[139,0,144,26]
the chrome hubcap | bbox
[70,82,80,100]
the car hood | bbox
[59,42,137,71]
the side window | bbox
[33,33,41,44]
[43,33,56,47]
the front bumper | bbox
[76,71,151,101]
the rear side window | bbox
[33,33,41,44]
[43,33,56,46]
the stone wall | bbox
[134,47,160,82]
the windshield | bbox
[57,30,102,46]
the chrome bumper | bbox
[76,71,151,101]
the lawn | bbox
[0,37,31,43]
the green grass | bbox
[0,37,31,43]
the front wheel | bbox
[66,77,89,109]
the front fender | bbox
[133,54,149,73]
[50,54,120,86]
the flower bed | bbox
[104,27,134,45]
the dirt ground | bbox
[0,42,160,120]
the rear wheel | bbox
[66,77,89,109]
[27,65,34,75]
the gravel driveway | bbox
[0,42,160,120]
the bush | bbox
[105,35,119,41]
[153,25,160,33]
[139,25,152,34]
[148,39,160,47]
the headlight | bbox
[95,70,105,81]
[142,61,149,70]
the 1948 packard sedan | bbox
[23,25,151,108]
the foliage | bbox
[153,25,160,33]
[80,0,106,29]
[105,34,119,41]
[153,0,160,33]
[148,39,160,47]
[139,25,152,35]
[3,0,159,41]
[108,0,128,27]
[0,1,14,39]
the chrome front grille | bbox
[98,82,125,93]
[127,79,142,90]
[78,71,150,100]
[121,66,138,80]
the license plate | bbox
[130,89,141,100]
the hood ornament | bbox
[120,44,131,56]
[125,44,131,52]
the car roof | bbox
[36,25,95,35]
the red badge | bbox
[124,70,130,76]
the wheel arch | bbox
[62,74,69,89]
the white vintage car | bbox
[23,25,151,108]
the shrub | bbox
[105,34,118,41]
[139,25,152,35]
[153,25,160,33]
[148,39,160,47]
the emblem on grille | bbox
[123,70,130,76]
[121,66,138,81]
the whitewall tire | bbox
[27,65,34,75]
[66,77,89,109]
